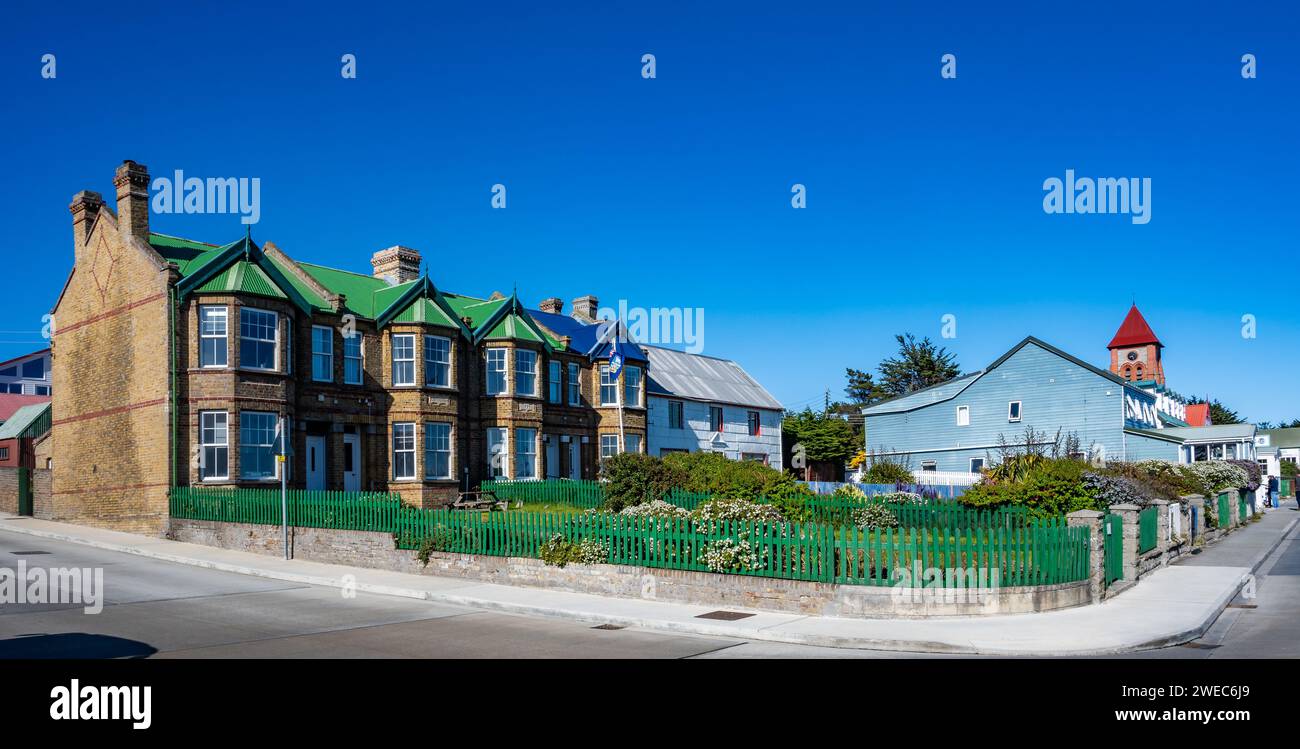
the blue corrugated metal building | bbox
[862,337,1176,472]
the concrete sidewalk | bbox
[1,510,1294,656]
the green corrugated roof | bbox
[151,233,560,344]
[195,260,288,300]
[150,233,227,276]
[391,297,460,327]
[0,403,51,440]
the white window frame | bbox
[391,334,416,387]
[424,422,452,480]
[548,360,562,404]
[567,362,581,405]
[239,411,280,481]
[199,411,229,481]
[343,333,364,385]
[921,460,938,472]
[238,307,278,372]
[969,457,985,473]
[599,365,618,406]
[956,405,970,427]
[515,428,538,479]
[600,434,619,459]
[709,406,724,432]
[747,410,760,436]
[515,349,538,397]
[487,427,509,478]
[624,434,642,455]
[311,325,334,382]
[392,422,417,481]
[623,365,641,407]
[424,335,451,388]
[486,348,508,395]
[1007,400,1022,422]
[199,305,228,368]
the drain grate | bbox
[9,551,50,555]
[591,623,626,631]
[695,610,755,621]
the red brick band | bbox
[54,292,168,336]
[52,397,167,426]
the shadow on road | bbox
[0,633,157,659]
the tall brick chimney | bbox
[113,160,150,238]
[371,246,422,284]
[539,297,563,314]
[571,295,598,323]
[69,190,105,263]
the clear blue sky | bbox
[2,1,1298,421]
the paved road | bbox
[1,520,1296,659]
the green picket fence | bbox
[392,509,1089,588]
[170,486,403,532]
[1138,505,1157,554]
[480,479,605,508]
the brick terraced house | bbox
[50,161,648,533]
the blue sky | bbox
[2,1,1298,420]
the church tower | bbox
[1107,304,1164,385]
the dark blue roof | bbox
[527,309,647,362]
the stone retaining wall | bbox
[168,518,1090,618]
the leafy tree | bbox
[782,408,859,465]
[877,334,961,397]
[844,368,883,407]
[1187,396,1244,425]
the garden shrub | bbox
[691,497,787,524]
[662,451,809,501]
[962,458,1095,517]
[1282,461,1298,479]
[1082,472,1150,508]
[699,537,763,572]
[861,459,914,485]
[538,534,609,567]
[875,490,924,505]
[1228,460,1262,491]
[600,451,687,512]
[619,499,690,519]
[1179,461,1249,497]
[851,503,899,530]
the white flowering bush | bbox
[1179,461,1248,496]
[831,484,868,500]
[699,537,764,572]
[691,498,786,523]
[538,534,609,567]
[851,503,899,530]
[875,491,924,505]
[620,499,690,519]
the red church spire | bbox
[1107,304,1162,349]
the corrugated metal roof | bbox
[0,402,51,440]
[643,346,781,410]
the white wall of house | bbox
[647,395,782,469]
[0,350,50,395]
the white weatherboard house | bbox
[643,346,783,468]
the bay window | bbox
[392,422,416,480]
[515,428,537,479]
[425,422,451,479]
[239,308,277,371]
[239,411,280,480]
[200,411,229,480]
[515,350,537,397]
[486,349,507,395]
[391,334,415,386]
[199,306,228,367]
[424,335,450,388]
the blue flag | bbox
[608,332,625,378]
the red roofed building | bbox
[1107,304,1165,386]
[1184,403,1212,427]
[0,393,51,426]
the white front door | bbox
[343,434,361,492]
[569,441,581,480]
[306,435,327,490]
[546,437,561,479]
